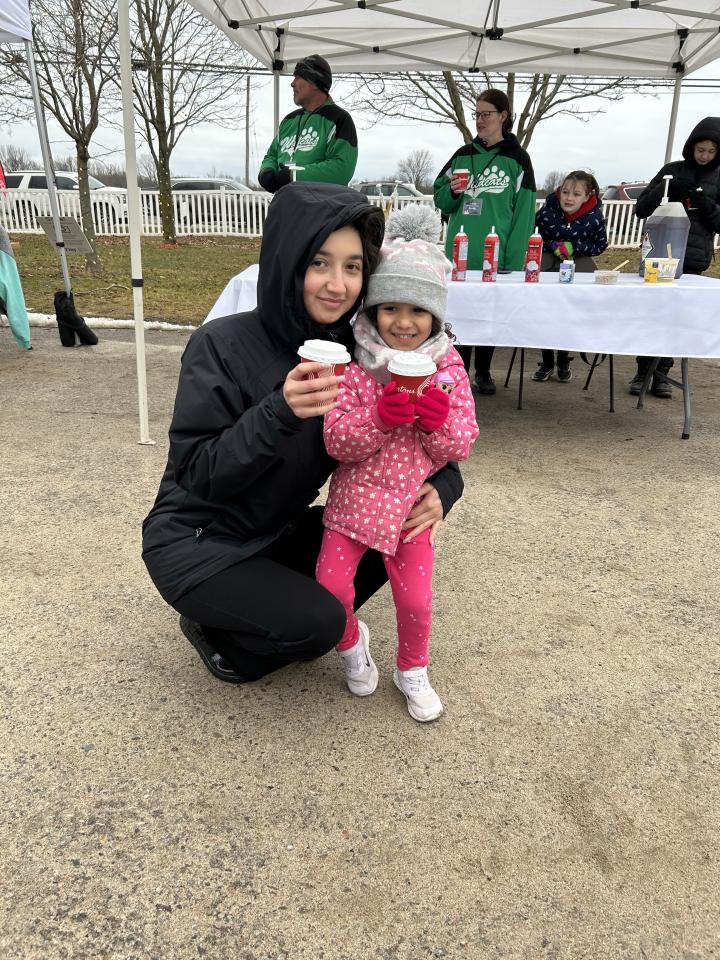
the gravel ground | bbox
[2,326,719,960]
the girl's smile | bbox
[377,303,434,350]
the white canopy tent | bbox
[58,0,720,440]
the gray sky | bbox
[3,63,718,190]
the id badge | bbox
[463,198,482,216]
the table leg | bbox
[518,348,524,410]
[504,348,517,388]
[681,357,691,440]
[609,354,615,413]
[636,358,659,410]
[583,354,600,391]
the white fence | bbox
[1,188,714,250]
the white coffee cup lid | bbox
[388,353,437,377]
[455,167,470,173]
[298,339,351,365]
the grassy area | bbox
[11,234,262,326]
[11,233,719,326]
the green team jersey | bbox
[259,99,358,186]
[434,135,536,271]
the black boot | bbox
[179,616,246,683]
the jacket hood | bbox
[257,181,385,352]
[475,131,521,152]
[682,116,720,169]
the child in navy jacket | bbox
[533,171,608,382]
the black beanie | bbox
[293,54,332,94]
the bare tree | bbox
[396,149,434,191]
[348,71,627,150]
[541,170,567,193]
[0,144,41,171]
[128,0,253,242]
[0,0,118,273]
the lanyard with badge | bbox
[462,147,499,217]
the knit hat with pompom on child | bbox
[364,205,452,322]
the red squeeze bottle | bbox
[524,228,543,283]
[451,224,468,281]
[482,225,499,282]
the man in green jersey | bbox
[258,55,358,193]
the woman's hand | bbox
[283,362,344,419]
[450,172,467,194]
[402,482,443,545]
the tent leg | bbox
[273,72,280,134]
[25,40,71,295]
[664,75,683,163]
[118,0,154,446]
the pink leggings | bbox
[316,528,434,670]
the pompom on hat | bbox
[364,205,451,322]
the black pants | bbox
[173,507,388,681]
[457,344,495,378]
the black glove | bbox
[691,189,714,214]
[258,165,293,193]
[667,177,693,202]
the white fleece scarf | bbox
[352,312,451,384]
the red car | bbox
[602,182,648,202]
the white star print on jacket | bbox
[322,344,478,556]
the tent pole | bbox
[665,74,683,163]
[25,40,71,295]
[274,72,280,133]
[118,0,154,446]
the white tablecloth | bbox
[205,266,720,359]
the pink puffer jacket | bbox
[322,345,478,555]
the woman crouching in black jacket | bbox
[142,182,464,684]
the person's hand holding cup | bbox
[387,354,438,404]
[450,168,470,194]
[285,339,351,419]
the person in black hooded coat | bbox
[631,116,720,397]
[142,182,464,684]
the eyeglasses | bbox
[474,110,499,121]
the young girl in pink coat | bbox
[316,207,479,722]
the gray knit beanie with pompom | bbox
[364,205,452,322]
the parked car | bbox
[170,177,254,193]
[2,169,127,226]
[602,182,649,202]
[352,180,426,198]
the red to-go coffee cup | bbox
[388,353,437,402]
[454,168,470,191]
[297,339,351,377]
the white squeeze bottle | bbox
[638,174,690,279]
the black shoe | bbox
[628,371,646,396]
[179,616,246,683]
[531,363,553,382]
[475,370,496,395]
[651,376,672,399]
[556,366,572,383]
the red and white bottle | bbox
[524,228,543,283]
[451,224,468,281]
[482,225,499,282]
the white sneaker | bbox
[337,620,378,696]
[393,666,443,722]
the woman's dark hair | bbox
[562,170,601,200]
[364,304,455,341]
[351,207,385,301]
[476,88,513,136]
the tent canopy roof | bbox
[187,0,720,78]
[0,0,31,44]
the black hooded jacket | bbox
[142,182,464,604]
[635,116,720,273]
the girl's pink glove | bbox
[374,381,415,429]
[415,386,450,432]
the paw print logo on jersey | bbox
[469,164,511,196]
[296,129,320,153]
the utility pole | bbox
[245,74,250,186]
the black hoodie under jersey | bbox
[142,182,463,604]
[635,116,720,273]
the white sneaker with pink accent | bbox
[337,620,378,696]
[393,665,443,722]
